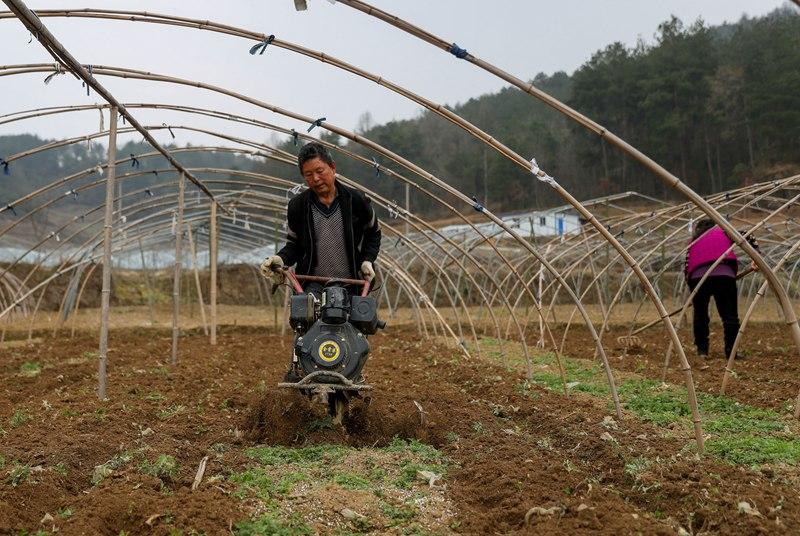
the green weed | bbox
[624,456,651,479]
[157,405,185,420]
[393,461,446,490]
[211,443,230,454]
[92,451,135,485]
[19,361,41,377]
[140,454,178,480]
[10,409,29,428]
[57,507,73,519]
[380,501,417,526]
[8,462,31,486]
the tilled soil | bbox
[0,324,798,534]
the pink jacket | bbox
[685,227,738,277]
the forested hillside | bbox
[2,7,797,221]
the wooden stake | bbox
[97,106,117,400]
[171,172,185,364]
[209,200,218,345]
[192,456,209,491]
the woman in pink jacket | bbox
[685,219,742,359]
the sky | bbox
[0,0,791,149]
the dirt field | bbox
[1,318,800,535]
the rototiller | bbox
[273,268,385,424]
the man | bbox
[260,142,381,288]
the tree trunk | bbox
[703,122,716,193]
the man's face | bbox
[301,157,336,198]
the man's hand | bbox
[360,261,375,282]
[260,255,285,285]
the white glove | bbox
[360,260,375,282]
[260,255,285,285]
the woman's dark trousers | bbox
[687,276,740,357]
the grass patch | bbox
[231,439,452,533]
[521,353,610,396]
[230,468,276,501]
[332,472,371,490]
[706,437,800,465]
[19,361,41,377]
[234,511,313,536]
[513,350,798,466]
[245,444,348,466]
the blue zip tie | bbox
[291,129,299,146]
[130,154,140,168]
[449,43,469,59]
[0,158,9,175]
[6,204,16,215]
[471,196,484,212]
[307,117,325,132]
[43,69,65,85]
[162,123,176,139]
[372,158,380,178]
[249,34,275,55]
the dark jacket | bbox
[277,181,381,277]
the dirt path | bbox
[0,325,798,534]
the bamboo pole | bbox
[97,105,117,400]
[209,200,218,345]
[171,172,185,364]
